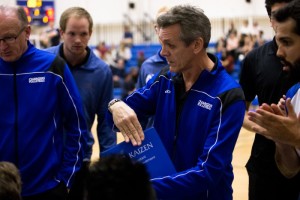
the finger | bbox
[119,127,130,143]
[260,103,273,113]
[248,109,273,128]
[251,124,267,135]
[278,96,287,114]
[113,114,139,145]
[129,130,141,146]
[121,115,142,146]
[124,108,144,145]
[132,118,144,141]
[285,98,297,119]
[247,110,259,119]
[249,112,272,137]
[248,111,263,125]
[270,103,285,116]
[122,124,139,146]
[255,107,276,118]
[121,130,130,143]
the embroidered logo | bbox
[165,90,171,94]
[145,74,154,84]
[29,77,45,83]
[197,100,212,110]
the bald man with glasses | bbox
[0,5,88,200]
[0,26,26,44]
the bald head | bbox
[0,5,30,62]
[0,5,28,27]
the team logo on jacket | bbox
[29,77,45,83]
[197,100,212,110]
[145,74,154,84]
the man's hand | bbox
[248,98,300,147]
[109,100,144,146]
[277,95,287,115]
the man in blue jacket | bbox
[107,5,245,200]
[136,6,169,89]
[0,5,87,200]
[44,7,116,200]
[136,6,169,129]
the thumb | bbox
[286,98,297,119]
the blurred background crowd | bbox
[4,0,268,101]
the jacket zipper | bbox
[13,65,19,167]
[172,112,181,161]
[172,93,188,161]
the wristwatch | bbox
[108,99,122,112]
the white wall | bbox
[2,0,273,44]
[52,0,267,24]
[54,0,272,42]
[1,0,268,24]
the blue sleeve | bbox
[125,75,160,126]
[96,66,116,152]
[136,62,147,89]
[151,100,245,199]
[56,64,87,188]
[106,73,159,131]
[286,83,300,99]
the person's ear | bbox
[193,37,204,54]
[59,29,64,38]
[25,25,31,40]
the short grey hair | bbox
[157,4,211,48]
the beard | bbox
[281,58,300,83]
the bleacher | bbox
[231,59,242,82]
[125,43,162,71]
[113,42,242,98]
[125,42,242,80]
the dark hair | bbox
[85,154,156,200]
[265,0,294,17]
[274,0,300,35]
[157,4,211,48]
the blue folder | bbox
[100,127,176,179]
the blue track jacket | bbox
[0,42,87,196]
[107,53,245,199]
[136,48,168,89]
[45,44,116,157]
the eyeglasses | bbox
[0,27,26,44]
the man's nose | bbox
[276,46,284,58]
